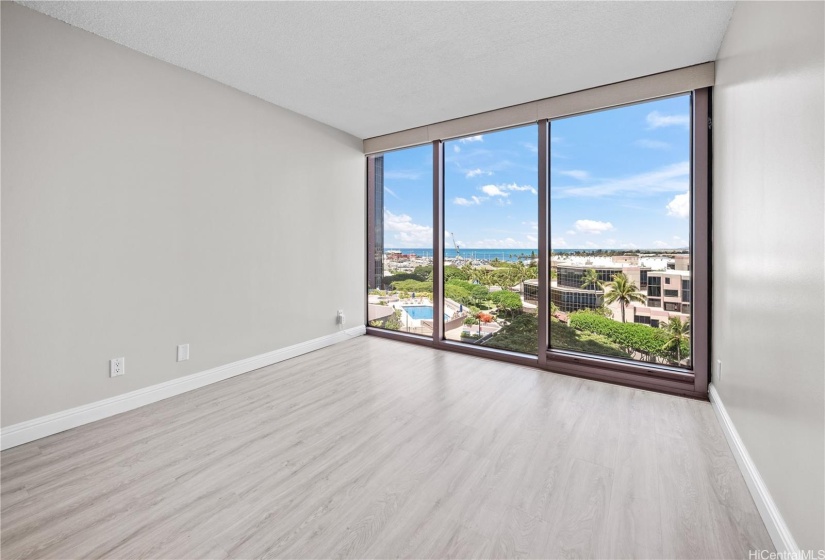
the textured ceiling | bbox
[17,1,734,139]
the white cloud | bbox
[554,162,689,199]
[522,221,538,232]
[646,111,690,129]
[459,135,484,143]
[635,139,671,150]
[666,192,690,218]
[574,219,615,234]
[526,235,538,243]
[384,210,432,247]
[384,187,401,200]
[466,168,493,178]
[453,196,485,206]
[653,240,670,248]
[481,184,509,197]
[480,182,536,196]
[521,142,538,153]
[453,145,461,153]
[559,169,590,181]
[585,241,598,248]
[551,237,568,248]
[501,183,537,194]
[565,229,577,236]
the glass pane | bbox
[549,95,692,368]
[367,145,433,335]
[443,125,539,355]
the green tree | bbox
[382,272,425,287]
[603,273,646,323]
[509,261,532,292]
[580,268,604,291]
[445,282,471,305]
[483,313,538,354]
[490,290,523,317]
[475,269,493,286]
[661,317,691,364]
[369,309,402,331]
[460,262,475,279]
[391,279,433,293]
[413,264,433,278]
[444,265,468,282]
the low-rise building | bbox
[525,255,692,325]
[631,269,691,326]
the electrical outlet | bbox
[177,344,190,362]
[110,357,125,377]
[716,359,722,382]
[337,310,345,325]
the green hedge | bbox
[568,311,688,360]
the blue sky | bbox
[382,94,691,250]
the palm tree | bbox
[603,273,646,323]
[509,262,529,292]
[661,317,690,364]
[477,269,493,286]
[580,268,604,291]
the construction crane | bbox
[450,232,461,259]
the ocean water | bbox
[385,248,682,262]
[385,248,587,262]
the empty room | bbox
[1,1,823,559]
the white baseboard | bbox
[0,326,366,451]
[708,383,799,555]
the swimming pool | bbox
[403,305,449,321]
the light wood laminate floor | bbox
[1,336,772,559]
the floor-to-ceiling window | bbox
[548,94,693,368]
[442,125,539,354]
[365,79,709,396]
[366,144,433,336]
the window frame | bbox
[365,87,711,399]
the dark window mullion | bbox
[432,140,445,344]
[537,120,550,364]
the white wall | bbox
[1,3,365,427]
[713,1,824,551]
